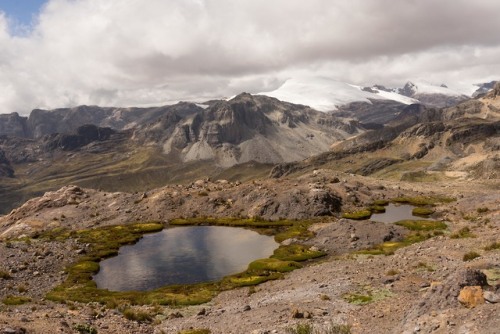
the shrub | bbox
[0,270,11,280]
[476,207,489,213]
[177,330,211,334]
[2,295,31,305]
[286,323,314,334]
[484,241,500,251]
[450,227,475,239]
[73,324,98,334]
[386,269,399,276]
[463,251,480,261]
[122,308,153,323]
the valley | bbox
[0,82,498,334]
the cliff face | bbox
[0,113,29,138]
[143,93,362,167]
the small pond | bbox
[371,203,432,223]
[93,226,278,291]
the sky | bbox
[1,0,500,115]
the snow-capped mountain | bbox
[257,77,486,111]
[258,77,417,112]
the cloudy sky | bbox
[1,0,499,115]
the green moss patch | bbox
[46,218,323,307]
[341,210,372,220]
[392,196,455,206]
[178,330,211,334]
[394,220,447,231]
[2,295,31,305]
[343,288,392,305]
[412,207,434,217]
[248,258,302,273]
[357,231,438,256]
[170,217,294,228]
[271,244,326,262]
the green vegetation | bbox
[463,251,481,261]
[271,244,326,262]
[476,207,489,213]
[343,288,392,305]
[46,218,324,307]
[392,196,455,206]
[411,207,434,217]
[386,269,399,276]
[178,330,211,334]
[286,322,352,334]
[170,217,295,229]
[357,219,447,256]
[394,220,447,231]
[372,199,389,206]
[0,270,11,280]
[2,295,31,305]
[483,268,500,286]
[369,205,386,213]
[286,323,314,334]
[484,241,500,251]
[450,227,476,239]
[275,221,314,243]
[122,308,154,323]
[415,262,435,272]
[73,324,98,334]
[248,258,302,273]
[341,209,372,220]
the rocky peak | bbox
[0,112,29,138]
[399,82,418,97]
[487,81,500,98]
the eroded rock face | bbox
[42,125,116,151]
[0,149,14,178]
[0,113,29,138]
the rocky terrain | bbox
[0,169,498,334]
[0,93,363,214]
[0,83,499,334]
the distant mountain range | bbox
[0,78,498,214]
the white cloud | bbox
[1,0,500,114]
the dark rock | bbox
[458,269,488,288]
[243,305,251,312]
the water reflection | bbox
[93,226,278,291]
[371,203,432,223]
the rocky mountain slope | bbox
[0,94,362,214]
[271,82,500,181]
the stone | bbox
[483,290,500,303]
[458,286,484,308]
[243,305,251,311]
[291,308,304,319]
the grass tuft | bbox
[450,227,475,239]
[394,220,446,231]
[484,241,500,251]
[463,251,480,261]
[2,295,31,305]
